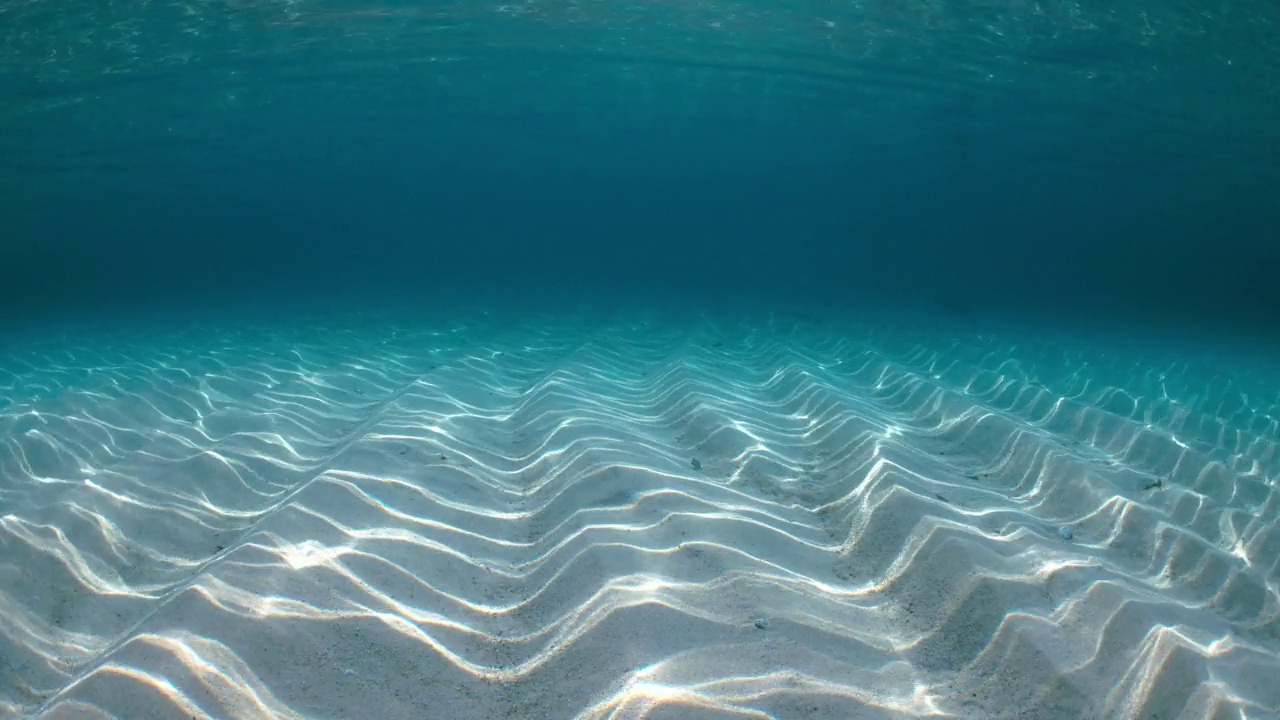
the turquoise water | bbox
[2,0,1280,717]
[1,307,1278,717]
[1,0,1278,326]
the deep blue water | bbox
[1,0,1278,332]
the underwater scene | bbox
[1,0,1279,717]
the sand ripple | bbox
[1,310,1277,719]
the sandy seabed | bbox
[1,307,1278,719]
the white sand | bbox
[1,308,1278,719]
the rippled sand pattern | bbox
[1,311,1278,719]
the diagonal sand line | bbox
[26,320,616,715]
[20,329,495,715]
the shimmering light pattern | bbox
[0,309,1277,718]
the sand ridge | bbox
[0,308,1277,719]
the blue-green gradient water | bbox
[3,2,1280,719]
[2,0,1278,330]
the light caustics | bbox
[0,311,1277,719]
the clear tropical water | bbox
[1,0,1279,718]
[2,0,1278,325]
